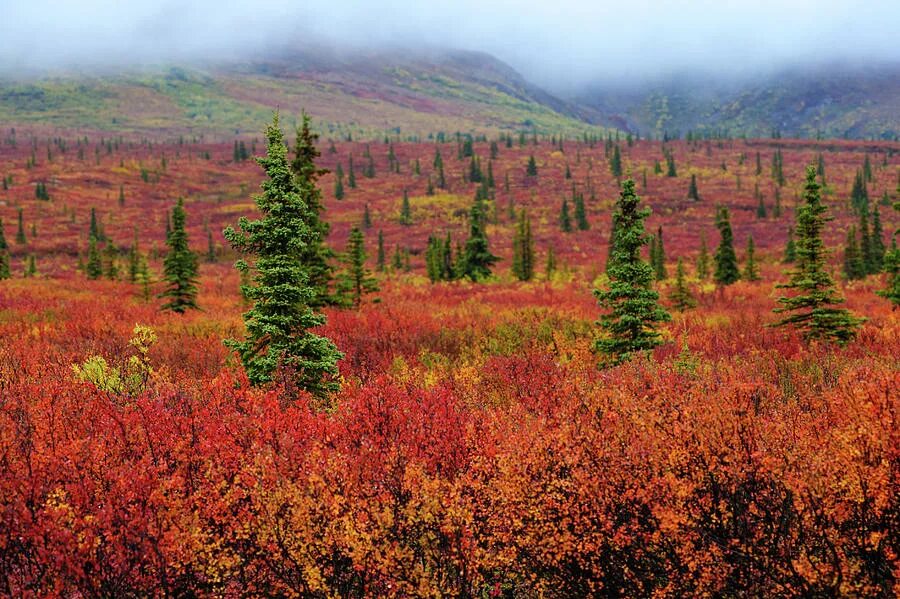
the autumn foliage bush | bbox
[0,270,897,597]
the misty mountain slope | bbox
[577,63,900,139]
[0,50,608,137]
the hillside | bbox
[0,48,606,139]
[576,62,900,139]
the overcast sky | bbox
[2,0,898,89]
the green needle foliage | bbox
[773,166,863,344]
[687,174,700,201]
[784,227,797,263]
[511,209,535,281]
[224,114,342,401]
[593,179,670,366]
[290,112,336,308]
[458,195,498,281]
[877,198,900,308]
[879,236,900,308]
[713,206,740,286]
[86,236,103,280]
[160,198,199,313]
[669,258,697,311]
[0,219,10,280]
[743,235,760,282]
[336,227,379,309]
[696,232,710,280]
[16,208,26,244]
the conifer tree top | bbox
[773,166,863,343]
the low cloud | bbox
[2,0,898,90]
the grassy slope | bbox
[0,60,610,139]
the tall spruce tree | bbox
[459,195,498,281]
[16,208,26,244]
[399,189,412,225]
[573,189,589,230]
[559,198,572,232]
[870,205,886,272]
[843,226,865,280]
[713,206,740,286]
[696,232,710,280]
[609,145,622,179]
[224,114,342,400]
[336,227,379,309]
[290,112,335,308]
[0,219,10,280]
[526,154,538,177]
[86,235,103,280]
[653,226,667,280]
[511,209,535,281]
[687,174,700,201]
[160,198,199,313]
[593,179,670,366]
[877,196,899,308]
[669,258,697,311]
[743,235,760,281]
[376,229,385,272]
[773,166,863,343]
[879,236,899,308]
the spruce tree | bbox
[399,189,412,225]
[609,145,622,179]
[290,113,335,308]
[511,209,535,281]
[16,208,26,244]
[593,179,670,366]
[545,245,557,279]
[696,232,710,280]
[128,228,141,282]
[743,235,760,281]
[850,170,868,215]
[459,195,498,281]
[573,190,589,230]
[334,174,345,200]
[24,255,36,277]
[206,228,217,263]
[669,258,697,311]
[224,114,342,400]
[713,206,740,286]
[879,236,899,308]
[104,243,119,280]
[559,198,572,232]
[0,219,10,280]
[756,194,767,219]
[653,226,667,280]
[784,227,797,262]
[89,207,101,241]
[665,152,677,177]
[362,203,372,229]
[774,166,863,343]
[687,174,700,201]
[376,229,385,272]
[870,205,886,272]
[160,198,199,313]
[86,236,103,279]
[843,226,865,280]
[336,227,379,309]
[347,155,357,189]
[526,154,538,177]
[859,209,874,274]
